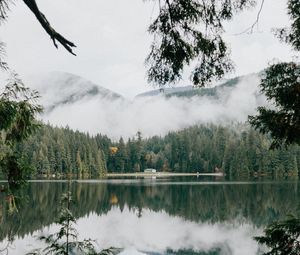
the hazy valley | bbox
[26,71,268,140]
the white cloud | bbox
[38,74,268,140]
[0,0,297,98]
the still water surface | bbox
[0,178,299,255]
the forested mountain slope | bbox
[24,72,266,139]
[27,72,123,113]
[136,74,251,99]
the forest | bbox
[10,123,300,179]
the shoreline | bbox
[0,172,224,183]
[106,172,224,177]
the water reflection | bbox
[0,179,299,254]
[3,208,260,255]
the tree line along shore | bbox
[2,123,297,180]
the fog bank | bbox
[40,74,267,139]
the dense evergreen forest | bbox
[11,124,300,178]
[15,125,108,178]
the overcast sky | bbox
[0,0,297,98]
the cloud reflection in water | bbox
[3,207,262,255]
[75,207,261,255]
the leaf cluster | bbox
[146,0,256,87]
[0,75,42,145]
[0,75,42,188]
[249,62,300,148]
[255,215,300,255]
[274,0,300,51]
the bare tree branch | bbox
[23,0,76,55]
[234,0,265,35]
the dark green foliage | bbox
[0,0,298,90]
[275,0,300,51]
[249,0,300,149]
[249,62,300,148]
[255,215,300,255]
[13,123,300,177]
[0,77,42,189]
[104,124,300,177]
[146,0,256,86]
[18,125,107,177]
[0,154,32,189]
[0,0,297,91]
[249,4,300,251]
[0,76,42,144]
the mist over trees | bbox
[0,1,299,254]
[1,0,298,148]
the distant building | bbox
[144,168,157,173]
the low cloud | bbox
[38,74,268,140]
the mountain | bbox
[136,86,195,97]
[25,71,267,139]
[135,75,248,99]
[27,72,123,113]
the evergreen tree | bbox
[0,77,42,189]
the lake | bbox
[0,178,299,255]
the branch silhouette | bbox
[23,0,76,55]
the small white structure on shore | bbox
[144,168,157,173]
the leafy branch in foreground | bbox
[1,0,261,87]
[255,215,300,255]
[28,186,122,255]
[0,74,42,189]
[249,0,300,149]
[274,0,300,52]
[146,0,257,87]
[249,62,300,148]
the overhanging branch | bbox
[234,0,265,35]
[23,0,76,55]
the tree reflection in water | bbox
[0,179,299,254]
